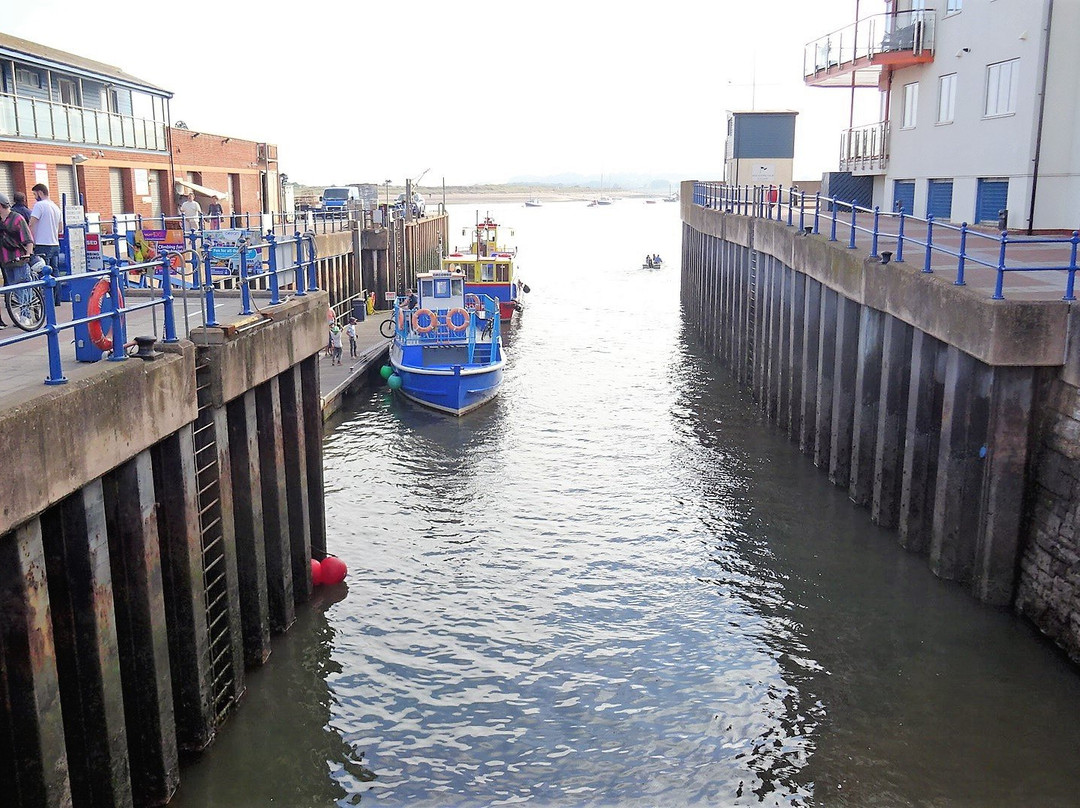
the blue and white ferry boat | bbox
[388,269,505,416]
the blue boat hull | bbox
[391,362,504,416]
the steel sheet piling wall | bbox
[681,204,1039,611]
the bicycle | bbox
[379,314,396,339]
[3,256,46,332]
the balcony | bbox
[840,121,889,175]
[804,10,936,88]
[0,93,168,151]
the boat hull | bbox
[390,356,503,416]
[464,281,520,322]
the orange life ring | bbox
[412,308,437,334]
[445,308,469,332]
[463,293,481,310]
[87,278,125,351]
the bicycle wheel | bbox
[6,287,45,332]
[379,317,396,338]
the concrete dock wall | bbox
[0,291,329,806]
[682,197,1080,663]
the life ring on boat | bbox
[445,308,469,332]
[87,278,125,352]
[412,308,438,334]
[463,293,481,310]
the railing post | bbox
[202,237,219,326]
[108,259,127,361]
[788,188,795,227]
[813,191,821,234]
[1065,231,1079,302]
[829,197,838,241]
[238,238,252,315]
[160,254,178,342]
[955,223,968,286]
[267,233,280,305]
[307,235,318,291]
[923,215,935,273]
[870,206,880,257]
[848,199,857,249]
[799,192,806,232]
[41,263,67,385]
[993,231,1008,300]
[896,210,906,262]
[293,232,307,295]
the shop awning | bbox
[174,179,229,200]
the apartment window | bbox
[902,82,919,129]
[985,59,1019,117]
[15,68,42,89]
[937,74,957,123]
[946,0,962,12]
[57,78,78,106]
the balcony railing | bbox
[804,10,936,86]
[0,93,168,151]
[840,121,889,174]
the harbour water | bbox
[173,201,1080,807]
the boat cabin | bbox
[417,268,466,310]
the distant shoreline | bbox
[432,189,660,205]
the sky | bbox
[3,0,883,187]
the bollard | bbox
[41,263,67,385]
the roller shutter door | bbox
[55,164,75,206]
[926,179,953,221]
[147,169,162,218]
[893,180,915,214]
[976,178,1009,226]
[0,162,14,198]
[109,168,125,214]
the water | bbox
[173,201,1080,807]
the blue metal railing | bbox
[693,180,1080,301]
[390,296,502,348]
[0,226,323,386]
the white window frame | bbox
[902,82,919,129]
[937,74,957,123]
[946,0,962,13]
[985,59,1019,117]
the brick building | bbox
[0,32,280,223]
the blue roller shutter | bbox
[893,180,915,214]
[976,179,1009,226]
[927,179,953,220]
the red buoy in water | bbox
[311,558,324,586]
[321,555,347,585]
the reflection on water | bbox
[173,202,1080,807]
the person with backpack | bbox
[0,192,35,328]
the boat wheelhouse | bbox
[442,215,524,322]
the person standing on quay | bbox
[329,323,343,365]
[207,196,223,229]
[11,191,32,225]
[345,318,358,358]
[180,192,202,231]
[29,183,61,303]
[0,193,35,327]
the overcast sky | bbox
[4,0,882,187]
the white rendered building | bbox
[805,0,1077,232]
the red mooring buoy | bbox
[311,558,324,586]
[321,555,348,585]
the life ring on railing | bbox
[463,293,481,310]
[412,308,437,334]
[87,278,125,352]
[445,308,469,332]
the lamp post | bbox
[384,179,391,216]
[70,153,88,209]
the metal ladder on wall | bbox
[746,249,758,375]
[192,353,237,724]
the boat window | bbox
[452,278,463,295]
[497,264,510,282]
[421,279,434,298]
[434,278,451,298]
[482,263,495,281]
